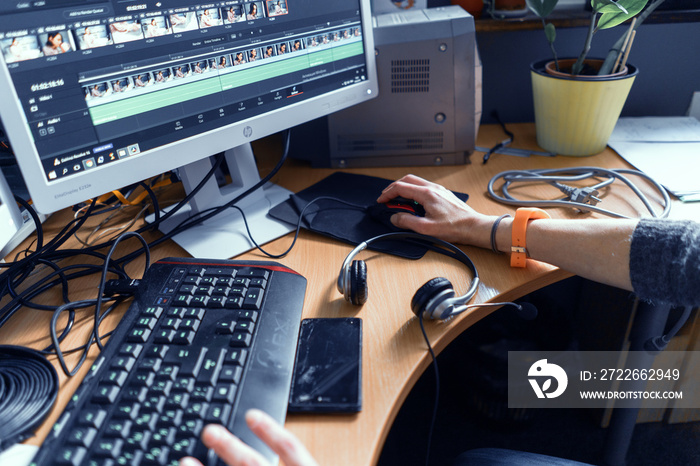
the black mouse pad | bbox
[269,172,469,259]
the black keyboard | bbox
[31,257,307,466]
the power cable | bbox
[487,167,671,218]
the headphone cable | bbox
[419,315,440,466]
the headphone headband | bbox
[338,232,480,319]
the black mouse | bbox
[367,196,425,229]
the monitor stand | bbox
[147,143,295,259]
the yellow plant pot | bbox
[531,59,638,156]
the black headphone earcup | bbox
[411,277,454,318]
[349,260,368,306]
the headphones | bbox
[337,232,538,321]
[337,232,482,320]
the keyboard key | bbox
[249,278,267,289]
[119,343,143,359]
[78,409,107,429]
[183,276,201,285]
[104,420,132,439]
[135,317,158,329]
[66,427,97,448]
[114,403,140,420]
[173,330,196,345]
[230,332,252,347]
[235,321,255,334]
[213,384,237,404]
[115,449,143,466]
[142,307,164,319]
[182,308,206,320]
[215,321,236,334]
[243,288,264,309]
[93,438,123,458]
[218,365,243,384]
[165,347,207,378]
[176,419,203,439]
[122,386,148,403]
[225,349,247,366]
[141,445,169,466]
[126,328,151,343]
[55,446,87,466]
[126,430,151,450]
[235,310,259,322]
[205,403,231,424]
[93,385,121,404]
[196,349,226,386]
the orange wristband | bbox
[510,207,550,268]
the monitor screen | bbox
[0,0,377,219]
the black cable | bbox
[13,195,43,251]
[483,111,514,164]
[232,196,366,259]
[0,345,59,452]
[48,232,148,376]
[93,231,150,350]
[114,130,292,268]
[418,315,440,466]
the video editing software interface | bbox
[0,0,367,184]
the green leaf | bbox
[592,0,628,14]
[544,22,556,44]
[598,0,649,29]
[526,0,560,18]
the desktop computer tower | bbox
[291,5,481,167]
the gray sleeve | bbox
[629,218,700,307]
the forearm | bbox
[494,218,637,291]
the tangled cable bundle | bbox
[0,346,58,452]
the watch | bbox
[511,207,551,268]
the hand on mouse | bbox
[376,174,496,248]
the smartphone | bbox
[288,318,362,413]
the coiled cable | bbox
[0,345,58,452]
[487,167,671,218]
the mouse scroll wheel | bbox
[389,203,415,214]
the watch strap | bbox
[511,207,551,268]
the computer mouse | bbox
[367,196,425,229]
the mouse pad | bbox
[269,172,469,259]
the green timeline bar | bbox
[88,41,364,126]
[89,79,224,125]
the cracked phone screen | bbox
[288,318,362,413]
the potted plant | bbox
[526,0,666,156]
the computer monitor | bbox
[0,0,377,258]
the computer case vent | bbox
[336,132,444,153]
[391,59,430,93]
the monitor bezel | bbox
[0,0,378,215]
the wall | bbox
[476,21,700,124]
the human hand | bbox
[179,409,318,466]
[376,174,495,248]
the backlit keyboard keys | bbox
[230,332,252,347]
[243,288,264,309]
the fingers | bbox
[200,423,270,466]
[377,174,434,203]
[179,457,204,466]
[245,409,318,466]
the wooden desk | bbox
[1,123,694,465]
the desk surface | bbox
[1,123,696,466]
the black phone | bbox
[288,317,362,413]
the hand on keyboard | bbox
[179,409,318,466]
